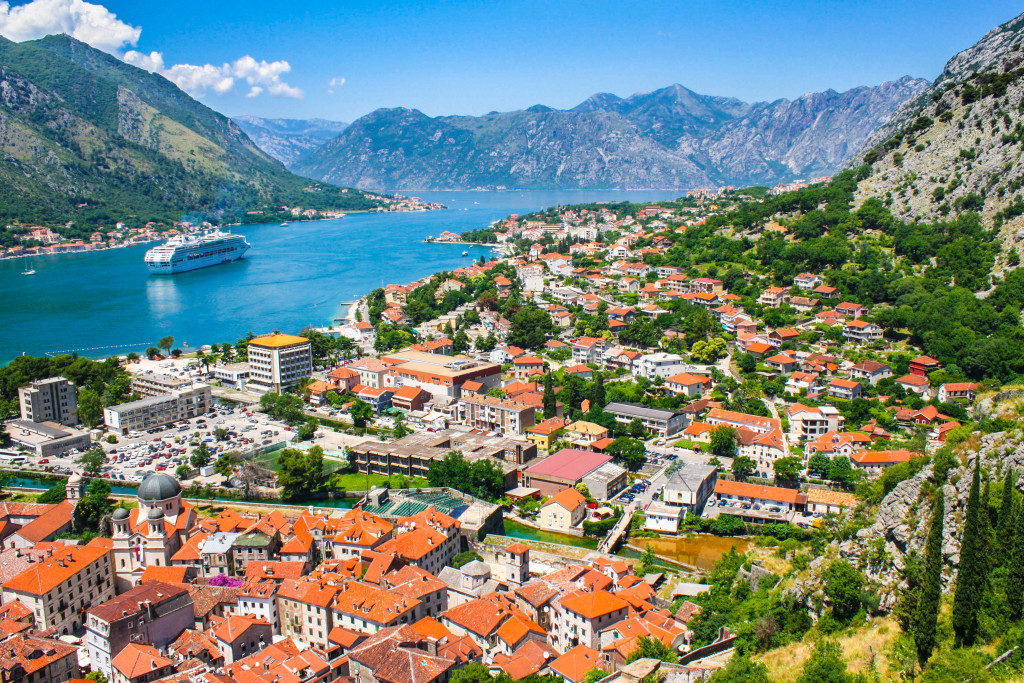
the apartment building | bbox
[0,635,79,683]
[844,319,884,344]
[18,376,78,426]
[604,402,687,437]
[2,545,115,635]
[786,404,845,442]
[247,333,313,393]
[638,353,688,381]
[103,384,211,434]
[553,591,629,651]
[571,337,607,365]
[86,581,194,678]
[130,373,191,397]
[456,394,536,436]
[662,463,718,514]
[381,350,501,399]
[331,580,421,635]
[705,408,780,435]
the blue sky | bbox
[2,0,1023,122]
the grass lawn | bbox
[758,616,899,682]
[330,472,427,491]
[674,439,699,449]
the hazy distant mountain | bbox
[233,115,348,165]
[292,78,929,191]
[0,35,381,228]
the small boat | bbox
[21,269,35,276]
[281,221,289,226]
[462,250,468,256]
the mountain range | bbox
[232,116,348,166]
[0,35,380,231]
[286,78,928,191]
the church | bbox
[110,473,197,590]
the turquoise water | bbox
[0,190,681,362]
[503,518,598,549]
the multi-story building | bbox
[2,545,115,635]
[638,353,688,381]
[380,350,501,399]
[331,580,421,635]
[456,395,536,436]
[6,420,91,457]
[538,488,587,531]
[86,581,194,678]
[103,384,211,434]
[571,337,607,365]
[247,334,313,393]
[662,463,718,514]
[786,404,845,442]
[238,580,281,634]
[0,635,79,683]
[18,376,78,426]
[605,402,687,437]
[844,320,884,344]
[130,373,191,397]
[553,591,629,651]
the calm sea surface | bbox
[0,190,682,362]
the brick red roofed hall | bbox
[524,449,612,496]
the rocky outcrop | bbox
[293,79,927,191]
[232,115,348,166]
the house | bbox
[814,284,838,299]
[786,404,844,442]
[894,404,949,426]
[512,356,546,378]
[526,417,569,451]
[849,361,892,385]
[604,402,687,437]
[896,374,931,396]
[662,463,718,514]
[214,614,273,664]
[805,431,872,458]
[805,489,860,515]
[553,593,629,651]
[663,373,712,398]
[909,356,942,377]
[572,337,607,365]
[564,421,610,449]
[524,449,614,496]
[790,296,820,312]
[794,273,823,289]
[850,450,917,477]
[939,382,980,403]
[538,488,587,531]
[706,408,779,435]
[111,644,175,683]
[639,353,688,381]
[764,354,800,374]
[713,480,804,522]
[391,386,432,412]
[785,371,820,395]
[828,378,862,400]
[844,319,883,344]
[835,302,868,319]
[758,287,789,308]
[549,644,605,683]
[643,502,683,533]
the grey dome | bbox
[138,473,182,502]
[147,507,165,520]
[461,560,491,577]
[112,507,130,520]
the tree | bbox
[628,417,646,439]
[75,479,113,531]
[773,456,803,482]
[952,457,985,647]
[392,413,412,440]
[277,446,329,502]
[796,640,852,683]
[827,456,856,488]
[709,426,737,457]
[158,336,175,356]
[297,419,318,441]
[542,373,557,419]
[77,388,103,428]
[190,443,212,468]
[507,305,557,349]
[427,451,505,501]
[998,469,1017,560]
[37,482,67,504]
[176,464,191,479]
[823,559,864,623]
[808,453,832,478]
[708,657,770,683]
[731,455,756,480]
[350,399,374,429]
[588,374,606,410]
[1008,497,1024,619]
[449,663,492,683]
[77,448,106,476]
[606,437,646,472]
[914,490,944,666]
[625,636,679,664]
[451,551,483,569]
[85,671,108,683]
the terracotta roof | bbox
[244,561,308,582]
[525,449,611,480]
[410,616,451,641]
[89,581,189,622]
[376,526,448,562]
[549,645,603,683]
[0,635,76,676]
[805,489,860,507]
[112,644,175,681]
[11,501,73,543]
[559,590,628,619]
[850,450,917,465]
[714,480,800,504]
[542,487,587,512]
[214,614,270,644]
[330,580,420,624]
[3,545,108,596]
[140,565,190,584]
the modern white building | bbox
[104,384,211,434]
[18,376,78,426]
[246,334,313,394]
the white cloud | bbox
[327,76,345,94]
[0,0,140,51]
[0,0,303,99]
[124,50,303,99]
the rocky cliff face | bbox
[292,79,927,191]
[232,115,348,166]
[855,10,1024,236]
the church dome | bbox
[112,507,130,520]
[138,473,182,502]
[68,472,83,485]
[147,507,165,520]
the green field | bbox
[250,451,426,491]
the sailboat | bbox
[21,260,35,275]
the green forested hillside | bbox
[0,35,382,231]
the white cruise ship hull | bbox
[145,236,250,274]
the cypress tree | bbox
[1007,498,1024,619]
[999,469,1017,561]
[915,490,944,665]
[542,373,556,419]
[588,373,606,410]
[952,457,985,647]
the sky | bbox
[1,0,1022,123]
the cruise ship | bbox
[144,230,250,274]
